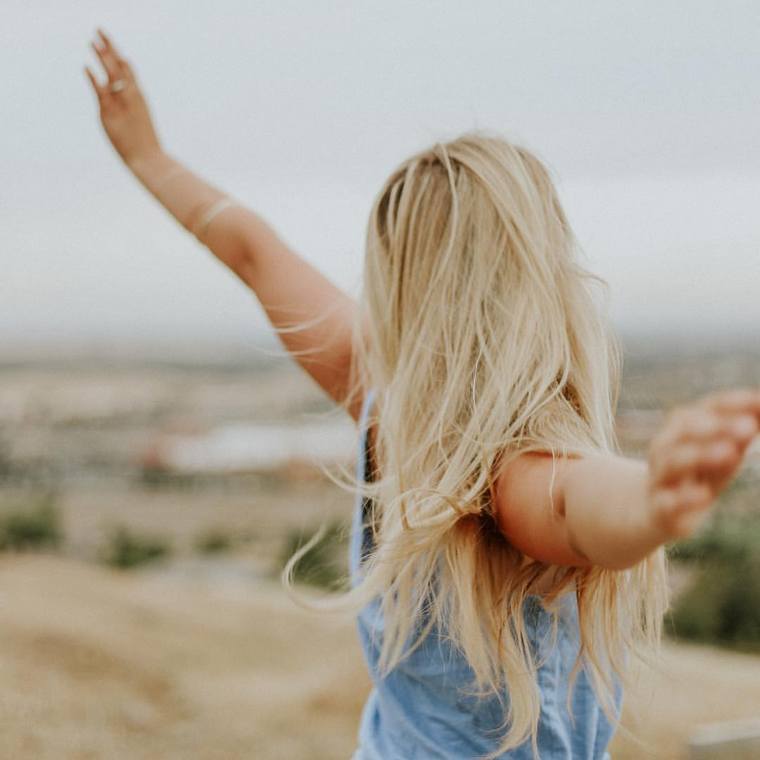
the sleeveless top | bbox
[349,388,623,759]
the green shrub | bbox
[0,496,62,551]
[668,517,760,564]
[101,526,171,569]
[668,556,760,651]
[194,529,233,555]
[279,519,349,590]
[668,513,760,651]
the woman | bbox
[85,28,760,759]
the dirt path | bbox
[0,555,757,759]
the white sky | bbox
[3,1,760,355]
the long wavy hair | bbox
[283,131,669,758]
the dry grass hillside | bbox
[0,554,759,759]
[2,353,760,758]
[0,554,368,760]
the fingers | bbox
[651,476,714,538]
[646,387,760,540]
[651,437,740,486]
[89,28,130,87]
[91,39,120,83]
[659,406,758,447]
[697,387,760,419]
[97,28,136,80]
[84,65,105,99]
[649,399,759,487]
[119,58,136,83]
[97,27,122,60]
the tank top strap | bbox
[359,387,378,564]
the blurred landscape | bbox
[4,2,759,757]
[1,334,760,759]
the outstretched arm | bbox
[494,387,760,570]
[84,28,362,419]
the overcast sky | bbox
[3,1,760,357]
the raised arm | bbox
[494,387,760,570]
[84,28,363,420]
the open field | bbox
[1,348,760,758]
[0,554,758,759]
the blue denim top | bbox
[349,388,623,759]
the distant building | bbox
[139,420,357,477]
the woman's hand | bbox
[84,28,163,166]
[647,387,760,540]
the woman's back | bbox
[349,389,623,760]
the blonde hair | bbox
[284,130,668,758]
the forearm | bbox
[86,30,361,413]
[561,453,668,570]
[127,149,359,409]
[127,150,251,272]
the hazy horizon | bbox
[2,321,758,368]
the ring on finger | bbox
[109,79,127,93]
